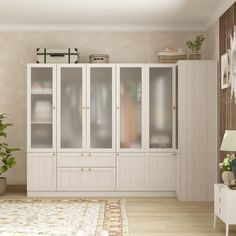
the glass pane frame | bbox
[116,64,146,152]
[87,64,116,152]
[27,64,57,152]
[146,64,176,152]
[57,64,87,152]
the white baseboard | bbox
[27,191,177,197]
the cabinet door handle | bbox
[81,153,84,156]
[53,106,56,109]
[88,153,91,156]
[52,153,56,156]
[87,107,90,110]
[82,107,86,109]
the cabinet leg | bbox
[226,224,229,236]
[213,214,217,229]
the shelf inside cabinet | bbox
[31,92,52,95]
[31,122,52,125]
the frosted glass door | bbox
[29,66,55,150]
[119,67,142,150]
[88,67,114,150]
[59,67,85,150]
[149,67,173,149]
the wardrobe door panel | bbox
[27,153,56,191]
[27,64,56,152]
[117,154,149,191]
[57,65,86,152]
[117,65,145,152]
[147,65,176,152]
[87,65,115,152]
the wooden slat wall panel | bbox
[219,3,236,165]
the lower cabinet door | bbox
[27,153,56,191]
[149,154,177,191]
[57,168,116,191]
[117,154,149,191]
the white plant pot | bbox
[222,171,235,185]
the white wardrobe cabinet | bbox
[27,153,56,191]
[178,60,217,201]
[27,63,178,196]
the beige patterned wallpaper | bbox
[0,31,210,185]
[206,21,219,61]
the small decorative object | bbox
[221,52,230,89]
[186,34,205,60]
[89,54,109,63]
[37,48,79,64]
[219,154,236,185]
[158,48,186,63]
[0,113,20,195]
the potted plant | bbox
[0,113,20,195]
[186,34,205,60]
[219,154,236,185]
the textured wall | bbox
[0,31,207,185]
[206,21,219,61]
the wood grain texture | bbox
[219,3,236,166]
[178,60,217,201]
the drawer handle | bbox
[81,153,84,156]
[88,168,91,171]
[88,153,91,156]
[81,168,84,171]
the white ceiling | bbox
[0,0,234,31]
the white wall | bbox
[0,30,209,185]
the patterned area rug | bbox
[0,199,129,236]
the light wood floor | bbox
[1,189,235,236]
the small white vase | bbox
[222,171,235,185]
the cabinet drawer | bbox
[57,153,115,167]
[57,168,116,191]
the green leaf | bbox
[0,166,7,173]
